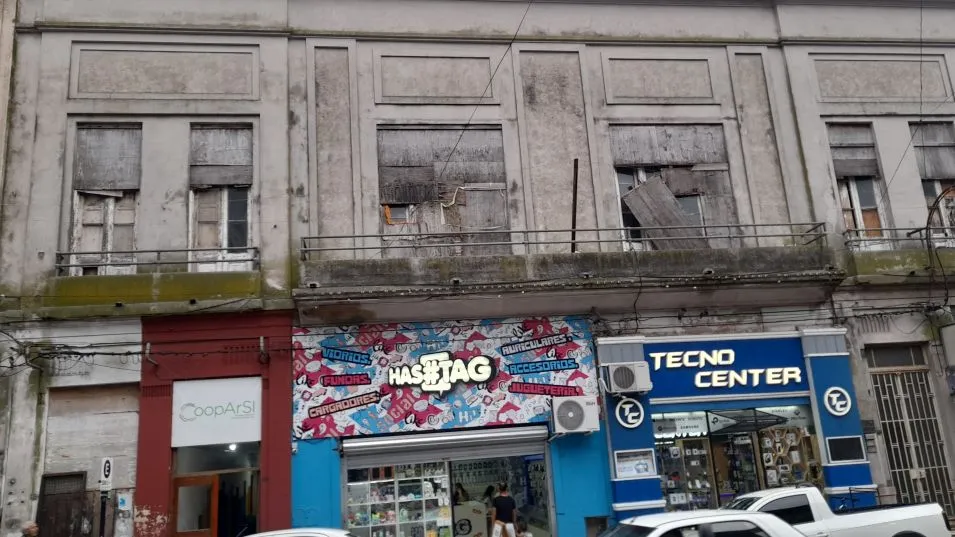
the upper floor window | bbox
[912,122,955,239]
[610,124,733,251]
[827,124,886,240]
[376,126,509,257]
[70,124,143,276]
[188,125,253,272]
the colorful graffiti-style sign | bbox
[292,316,597,438]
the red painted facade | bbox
[135,311,293,537]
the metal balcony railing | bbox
[843,227,955,252]
[54,247,260,277]
[301,222,827,261]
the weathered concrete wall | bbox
[10,0,952,302]
[44,385,139,490]
[0,368,43,537]
[0,32,290,298]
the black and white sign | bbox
[99,457,113,491]
[614,397,645,429]
[823,386,852,417]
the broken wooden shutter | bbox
[621,177,708,250]
[194,189,223,249]
[827,124,880,177]
[73,125,142,190]
[189,125,253,187]
[911,123,955,180]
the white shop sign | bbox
[172,377,262,447]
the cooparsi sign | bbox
[649,349,803,389]
[172,377,262,447]
[388,352,496,396]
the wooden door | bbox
[173,475,219,537]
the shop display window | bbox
[656,438,717,510]
[347,455,551,537]
[346,463,452,537]
[652,405,825,509]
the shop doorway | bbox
[173,442,260,537]
[867,346,955,515]
[653,405,824,511]
[342,429,552,537]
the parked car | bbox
[723,485,950,537]
[247,529,355,537]
[602,510,821,537]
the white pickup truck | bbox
[603,510,840,537]
[723,486,950,537]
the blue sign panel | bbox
[644,336,808,400]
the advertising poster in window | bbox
[292,316,597,438]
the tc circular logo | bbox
[823,387,852,417]
[615,397,645,429]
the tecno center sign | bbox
[171,377,262,447]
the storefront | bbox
[135,312,292,537]
[597,328,876,521]
[290,316,612,537]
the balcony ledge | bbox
[294,268,846,324]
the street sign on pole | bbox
[99,457,113,492]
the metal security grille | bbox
[869,346,955,515]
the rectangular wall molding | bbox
[69,42,260,100]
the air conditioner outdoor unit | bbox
[604,361,653,394]
[551,396,600,434]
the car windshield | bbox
[598,524,656,537]
[722,496,759,510]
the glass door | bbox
[174,475,219,537]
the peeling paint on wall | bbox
[133,506,167,537]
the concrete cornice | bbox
[20,22,955,47]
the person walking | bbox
[489,483,517,537]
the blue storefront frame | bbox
[597,328,877,523]
[289,316,614,537]
[291,432,613,536]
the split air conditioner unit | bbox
[603,361,653,394]
[551,396,600,434]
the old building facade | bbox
[2,1,955,537]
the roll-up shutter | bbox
[343,426,549,469]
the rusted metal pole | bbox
[571,158,579,253]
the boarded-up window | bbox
[828,124,880,177]
[189,125,253,187]
[611,124,735,251]
[912,123,955,236]
[610,125,727,166]
[376,127,509,257]
[73,125,142,190]
[377,127,506,205]
[828,124,884,237]
[188,124,253,267]
[911,123,955,180]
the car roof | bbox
[247,529,350,537]
[621,510,776,528]
[736,486,802,499]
